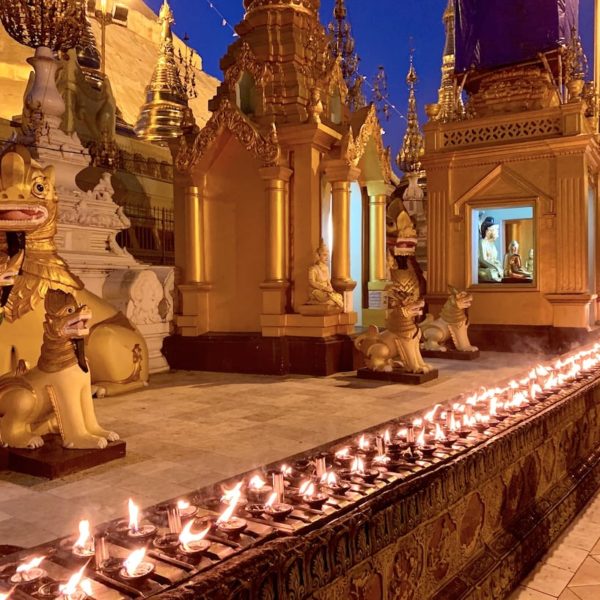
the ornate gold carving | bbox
[0,0,85,51]
[442,116,561,149]
[341,104,392,182]
[225,41,272,89]
[175,99,281,172]
[243,0,319,14]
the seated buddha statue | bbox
[478,217,503,283]
[503,240,532,281]
[525,248,534,275]
[305,240,344,312]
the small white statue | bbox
[306,240,344,312]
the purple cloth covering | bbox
[455,0,579,72]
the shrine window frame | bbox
[466,198,538,291]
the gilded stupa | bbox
[134,0,190,142]
[0,0,217,129]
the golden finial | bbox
[134,0,191,142]
[434,0,463,122]
[328,0,365,112]
[397,50,424,174]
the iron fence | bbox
[116,204,175,265]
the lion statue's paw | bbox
[63,434,108,449]
[106,431,120,442]
[92,386,107,399]
[26,436,44,449]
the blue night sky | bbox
[146,0,597,161]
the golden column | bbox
[366,181,393,283]
[324,162,361,293]
[259,166,293,315]
[183,179,206,284]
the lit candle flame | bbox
[59,565,86,599]
[424,404,441,422]
[335,447,350,458]
[100,0,108,14]
[16,557,44,574]
[434,423,446,441]
[123,548,146,578]
[416,428,426,447]
[220,481,243,504]
[320,471,337,486]
[397,428,408,439]
[280,464,292,476]
[384,429,391,444]
[351,456,365,474]
[450,412,458,432]
[179,520,210,549]
[358,434,369,451]
[0,591,12,600]
[299,480,315,497]
[412,418,423,428]
[81,580,93,597]
[373,454,390,465]
[248,475,266,490]
[128,499,139,532]
[265,492,277,508]
[73,520,91,552]
[489,397,497,416]
[217,488,241,524]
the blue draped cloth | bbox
[455,0,579,72]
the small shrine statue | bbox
[525,248,534,276]
[306,240,344,312]
[0,290,119,449]
[478,217,503,282]
[503,240,532,281]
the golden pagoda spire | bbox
[435,0,463,122]
[328,0,365,112]
[134,0,190,142]
[397,52,424,174]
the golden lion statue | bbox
[0,289,119,449]
[0,146,148,395]
[420,287,478,353]
[355,294,434,374]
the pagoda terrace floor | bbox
[0,352,549,549]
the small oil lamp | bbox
[434,422,456,448]
[356,434,376,458]
[127,499,156,539]
[10,557,46,584]
[373,453,391,467]
[216,490,247,536]
[334,447,354,469]
[349,456,379,483]
[57,565,88,600]
[176,499,197,520]
[72,520,94,557]
[120,548,154,584]
[247,475,272,503]
[178,521,211,556]
[320,470,350,495]
[263,491,294,521]
[415,427,436,457]
[298,480,328,510]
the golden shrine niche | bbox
[423,62,600,352]
[165,0,394,375]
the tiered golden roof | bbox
[243,0,319,13]
[397,55,424,174]
[134,0,190,142]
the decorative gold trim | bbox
[224,42,272,88]
[341,104,392,182]
[325,57,348,106]
[175,99,281,172]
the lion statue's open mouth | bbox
[62,308,92,338]
[0,205,48,230]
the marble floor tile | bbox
[544,544,590,574]
[521,563,574,597]
[567,585,600,600]
[568,557,600,587]
[559,521,600,552]
[510,586,558,600]
[558,589,582,600]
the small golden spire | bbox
[134,0,191,142]
[436,0,463,122]
[328,0,365,112]
[397,51,424,174]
